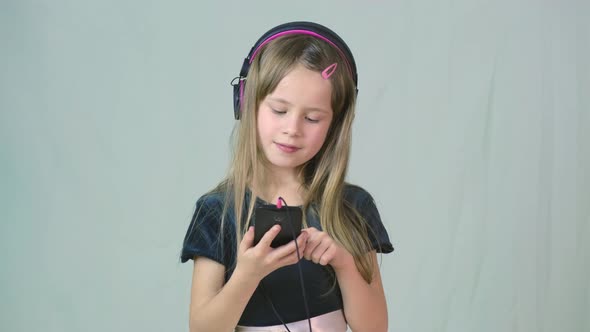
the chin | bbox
[266,157,306,170]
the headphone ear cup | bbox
[233,81,241,120]
[233,57,250,120]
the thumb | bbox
[239,226,255,253]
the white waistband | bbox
[235,309,348,332]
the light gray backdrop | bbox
[1,1,588,331]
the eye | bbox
[272,109,286,115]
[305,116,320,123]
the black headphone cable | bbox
[260,197,312,332]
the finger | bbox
[291,232,308,258]
[311,240,331,264]
[318,244,336,266]
[303,235,322,260]
[296,233,308,257]
[276,253,297,267]
[277,246,306,267]
[257,224,281,248]
[300,227,318,236]
[269,232,307,261]
[239,226,254,253]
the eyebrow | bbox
[267,97,331,114]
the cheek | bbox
[257,111,281,143]
[256,111,271,139]
[310,125,331,148]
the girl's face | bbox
[257,64,334,175]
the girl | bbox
[181,22,394,332]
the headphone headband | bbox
[232,21,358,120]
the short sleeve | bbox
[358,192,394,253]
[180,194,236,268]
[344,185,394,254]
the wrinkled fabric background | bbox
[1,1,588,331]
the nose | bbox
[282,112,303,136]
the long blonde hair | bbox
[212,34,376,283]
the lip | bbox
[275,142,300,153]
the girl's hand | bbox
[301,227,354,271]
[236,225,308,281]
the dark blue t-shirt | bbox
[180,184,393,326]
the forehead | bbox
[267,65,333,112]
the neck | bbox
[252,167,305,206]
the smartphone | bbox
[253,204,302,248]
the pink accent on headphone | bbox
[249,30,353,77]
[321,63,338,79]
[239,80,245,112]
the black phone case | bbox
[253,205,302,248]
